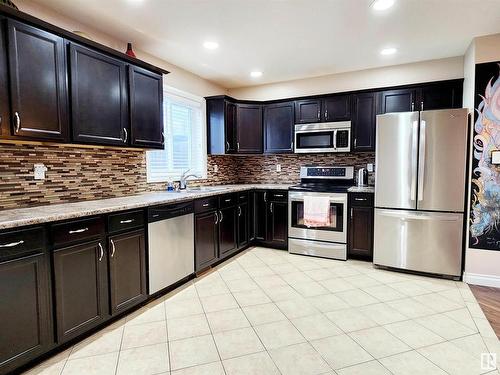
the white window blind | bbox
[146,87,207,182]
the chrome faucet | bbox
[179,169,201,190]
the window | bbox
[147,86,207,182]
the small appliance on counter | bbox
[288,166,354,260]
[357,168,368,187]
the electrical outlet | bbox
[367,163,374,172]
[213,164,218,173]
[34,163,47,180]
[276,164,281,172]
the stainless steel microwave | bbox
[294,121,351,153]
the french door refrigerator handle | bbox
[417,120,426,201]
[410,120,418,200]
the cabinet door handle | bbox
[354,138,357,148]
[351,208,353,217]
[69,227,88,234]
[161,132,165,144]
[110,239,116,258]
[290,141,294,150]
[411,102,415,112]
[226,141,230,152]
[264,192,267,202]
[0,240,24,248]
[123,128,128,143]
[214,212,218,224]
[238,206,242,217]
[317,110,320,120]
[98,243,104,261]
[325,110,328,120]
[120,219,134,224]
[237,142,240,151]
[219,210,223,223]
[420,101,424,111]
[270,202,273,213]
[14,112,20,133]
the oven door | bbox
[288,191,347,243]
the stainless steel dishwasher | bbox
[148,201,194,294]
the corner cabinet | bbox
[206,97,237,154]
[236,104,263,153]
[129,66,164,149]
[264,101,294,153]
[70,43,129,146]
[6,19,69,141]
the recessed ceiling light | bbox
[250,71,263,78]
[380,47,397,55]
[203,41,219,50]
[371,0,395,10]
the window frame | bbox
[146,85,207,183]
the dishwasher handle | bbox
[148,201,194,222]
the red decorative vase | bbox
[125,43,136,58]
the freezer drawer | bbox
[373,209,463,277]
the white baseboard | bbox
[463,272,500,288]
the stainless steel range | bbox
[288,166,354,260]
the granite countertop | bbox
[347,186,375,193]
[0,184,293,230]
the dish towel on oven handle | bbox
[303,196,331,228]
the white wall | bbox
[463,34,500,287]
[14,0,227,98]
[228,57,464,100]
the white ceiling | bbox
[30,0,500,88]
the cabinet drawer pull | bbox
[240,195,245,199]
[69,227,88,234]
[202,203,210,207]
[0,240,24,248]
[110,239,116,258]
[119,219,134,224]
[152,214,160,218]
[274,194,284,197]
[98,243,104,261]
[354,198,367,201]
[225,199,231,202]
[14,112,20,133]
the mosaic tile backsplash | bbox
[0,142,374,210]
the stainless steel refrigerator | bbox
[373,108,468,278]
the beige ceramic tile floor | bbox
[24,247,500,375]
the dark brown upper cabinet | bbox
[128,65,164,149]
[206,97,237,154]
[236,103,263,153]
[417,80,463,111]
[0,18,10,138]
[294,99,322,123]
[7,19,69,141]
[352,92,376,152]
[323,95,351,122]
[379,88,417,114]
[264,101,294,153]
[70,43,128,146]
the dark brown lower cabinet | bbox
[195,211,219,271]
[218,206,237,257]
[108,230,147,315]
[267,200,288,248]
[251,191,267,241]
[0,253,52,375]
[348,206,374,260]
[53,240,109,343]
[237,203,249,249]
